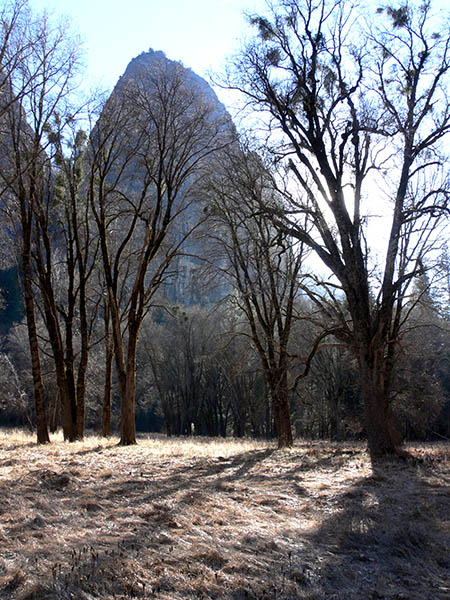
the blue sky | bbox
[28,0,449,108]
[29,0,268,99]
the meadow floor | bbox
[0,431,448,600]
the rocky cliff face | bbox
[122,49,221,106]
[102,49,234,306]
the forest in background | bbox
[2,285,450,443]
[0,0,449,459]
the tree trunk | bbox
[101,301,113,437]
[64,317,80,441]
[359,353,402,460]
[48,391,60,433]
[75,291,89,440]
[48,328,75,442]
[267,357,293,448]
[38,274,77,442]
[22,258,50,444]
[120,371,137,445]
[75,380,86,440]
[268,369,293,448]
[108,290,130,437]
[19,186,50,444]
[119,320,138,445]
[102,339,113,437]
[273,390,293,448]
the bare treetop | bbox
[226,0,450,459]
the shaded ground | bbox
[0,431,448,599]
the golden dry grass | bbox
[0,430,448,599]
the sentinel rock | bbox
[104,49,234,306]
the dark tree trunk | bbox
[272,387,293,448]
[43,302,76,442]
[106,275,141,448]
[18,179,50,444]
[75,287,89,441]
[102,300,113,437]
[364,392,401,459]
[119,319,139,445]
[359,354,402,460]
[102,340,113,437]
[266,357,293,448]
[34,225,78,442]
[48,391,60,433]
[354,321,403,459]
[22,255,50,444]
[120,370,137,445]
[75,373,86,440]
[64,315,80,441]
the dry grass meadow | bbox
[0,430,448,600]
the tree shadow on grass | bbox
[70,444,111,456]
[1,441,36,452]
[292,454,450,600]
[3,446,279,599]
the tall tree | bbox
[90,53,233,444]
[207,149,307,447]
[0,2,82,443]
[227,0,450,459]
[32,123,99,441]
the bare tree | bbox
[31,121,100,441]
[0,1,33,119]
[0,3,82,443]
[89,53,233,444]
[207,148,309,447]
[227,0,450,459]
